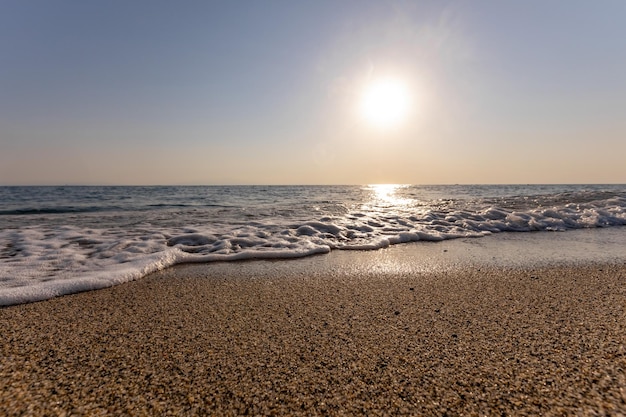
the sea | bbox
[1,184,625,306]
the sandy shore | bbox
[2,237,626,415]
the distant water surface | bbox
[1,184,625,305]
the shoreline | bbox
[2,226,625,307]
[2,233,626,415]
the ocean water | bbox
[1,184,625,306]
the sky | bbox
[1,0,625,185]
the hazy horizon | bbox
[2,1,626,186]
[2,182,625,188]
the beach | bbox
[3,0,626,412]
[2,230,626,415]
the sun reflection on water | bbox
[366,184,414,207]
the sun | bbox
[359,77,412,130]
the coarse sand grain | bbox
[2,255,626,415]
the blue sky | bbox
[1,0,625,185]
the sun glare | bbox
[359,78,411,130]
[366,184,413,207]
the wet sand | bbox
[2,235,626,415]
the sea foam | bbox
[1,186,625,306]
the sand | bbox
[2,237,626,416]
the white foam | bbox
[1,192,625,306]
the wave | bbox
[0,206,124,215]
[1,187,625,306]
[0,203,243,216]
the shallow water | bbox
[1,184,625,305]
